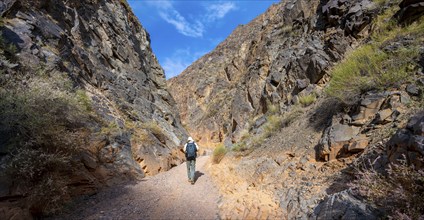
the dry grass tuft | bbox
[326,7,424,105]
[213,144,227,164]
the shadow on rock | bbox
[308,97,343,132]
[47,181,139,219]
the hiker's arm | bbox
[183,143,187,152]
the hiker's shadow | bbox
[194,171,204,183]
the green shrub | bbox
[263,114,283,137]
[232,141,248,152]
[212,145,227,164]
[326,45,385,104]
[299,93,317,107]
[76,89,92,111]
[351,159,424,219]
[238,128,250,141]
[267,100,279,114]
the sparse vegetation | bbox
[298,93,317,107]
[371,0,399,7]
[266,100,279,114]
[232,141,248,152]
[281,25,293,34]
[6,149,72,214]
[263,114,283,138]
[212,144,227,164]
[100,121,121,136]
[326,6,424,105]
[0,68,93,215]
[281,106,303,126]
[351,158,424,219]
[231,105,304,155]
[142,120,164,138]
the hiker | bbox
[184,137,198,184]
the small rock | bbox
[347,135,369,153]
[296,79,310,90]
[406,83,421,96]
[375,108,393,124]
[400,92,411,104]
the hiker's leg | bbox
[190,160,196,181]
[186,160,190,180]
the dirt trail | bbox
[57,156,220,220]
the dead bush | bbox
[0,69,92,215]
[351,158,424,219]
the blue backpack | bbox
[186,142,197,160]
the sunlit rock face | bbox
[168,0,377,147]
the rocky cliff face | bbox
[171,0,424,219]
[168,0,376,147]
[0,0,187,217]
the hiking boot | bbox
[191,180,194,185]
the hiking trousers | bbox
[186,159,196,181]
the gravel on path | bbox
[55,156,220,220]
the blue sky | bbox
[127,0,280,79]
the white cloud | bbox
[144,1,237,38]
[163,58,189,79]
[162,48,207,79]
[159,10,204,37]
[205,2,237,22]
[146,0,204,37]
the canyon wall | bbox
[0,0,187,217]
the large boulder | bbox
[395,0,424,24]
[317,91,407,161]
[318,120,362,161]
[351,92,387,125]
[387,111,424,168]
[310,189,381,220]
